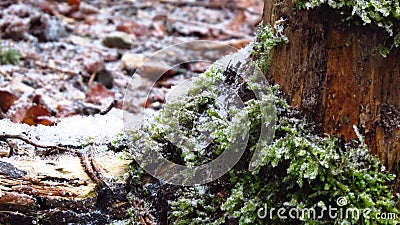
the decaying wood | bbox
[0,137,133,224]
[262,1,400,185]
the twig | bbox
[81,150,103,185]
[88,72,97,87]
[87,147,105,184]
[0,134,63,150]
[99,99,118,115]
[5,139,17,157]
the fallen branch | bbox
[0,134,63,150]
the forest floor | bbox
[0,0,263,224]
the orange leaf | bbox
[22,105,52,126]
[68,0,80,7]
[0,90,18,113]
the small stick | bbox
[99,99,118,115]
[88,72,97,87]
[87,147,106,184]
[80,151,103,185]
[0,134,62,150]
[34,61,77,76]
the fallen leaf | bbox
[85,84,115,105]
[83,56,105,74]
[68,0,80,7]
[228,10,246,33]
[151,21,167,37]
[117,20,148,36]
[21,105,53,126]
[32,94,46,106]
[0,90,18,113]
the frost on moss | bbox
[168,185,225,225]
[295,0,400,56]
[125,25,398,224]
[221,108,399,224]
[253,22,288,73]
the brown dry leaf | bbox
[228,10,246,33]
[223,38,252,49]
[151,21,167,37]
[117,21,149,36]
[85,84,115,105]
[68,0,81,7]
[21,105,53,126]
[0,90,18,113]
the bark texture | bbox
[263,1,400,181]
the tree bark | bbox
[262,1,400,183]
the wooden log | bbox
[0,153,131,224]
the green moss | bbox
[252,22,288,73]
[294,0,400,56]
[221,107,399,224]
[0,46,22,65]
[168,186,225,225]
[125,23,398,224]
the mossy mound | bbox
[123,25,399,224]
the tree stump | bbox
[262,0,400,184]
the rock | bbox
[8,78,34,97]
[102,31,133,49]
[95,68,114,89]
[79,2,99,14]
[69,35,92,47]
[121,52,174,79]
[136,59,174,81]
[43,16,69,41]
[121,53,146,73]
